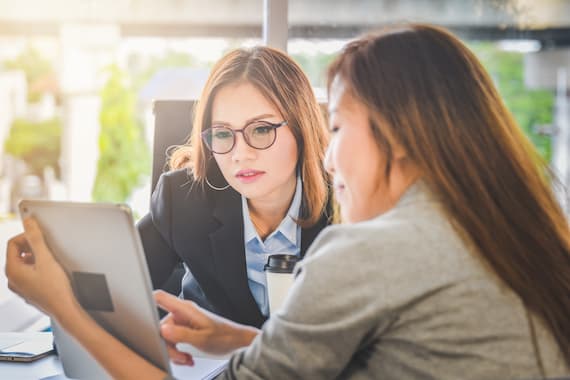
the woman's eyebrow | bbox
[245,114,277,124]
[211,113,277,127]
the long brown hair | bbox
[170,46,330,226]
[328,24,570,363]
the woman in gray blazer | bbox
[7,23,570,379]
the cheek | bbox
[271,133,298,170]
[213,154,231,176]
[341,140,381,194]
[284,130,299,157]
[335,136,357,179]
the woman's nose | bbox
[231,133,256,162]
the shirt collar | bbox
[242,175,302,246]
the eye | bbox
[213,129,233,139]
[252,124,273,135]
[329,125,340,134]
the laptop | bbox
[18,200,227,380]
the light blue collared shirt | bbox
[242,177,302,316]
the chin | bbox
[237,186,269,200]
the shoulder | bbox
[150,169,212,227]
[156,168,199,194]
[296,197,479,304]
[152,168,211,207]
[305,197,461,263]
[151,168,242,225]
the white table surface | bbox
[0,353,228,380]
[0,354,63,380]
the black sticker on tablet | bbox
[72,272,114,312]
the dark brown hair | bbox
[170,46,330,226]
[328,23,570,364]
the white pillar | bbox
[59,24,119,201]
[551,68,570,213]
[61,95,101,201]
[0,72,27,161]
[263,0,288,52]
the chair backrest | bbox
[151,100,196,194]
[150,100,196,298]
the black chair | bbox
[150,100,196,296]
[151,100,195,194]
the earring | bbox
[205,176,230,191]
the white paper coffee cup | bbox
[264,254,298,315]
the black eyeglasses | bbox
[201,120,288,154]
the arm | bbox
[155,227,382,380]
[217,227,385,379]
[55,301,169,379]
[140,173,217,313]
[138,174,181,290]
[138,213,180,290]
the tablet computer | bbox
[0,332,54,362]
[18,200,173,379]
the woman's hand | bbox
[5,217,78,320]
[154,290,259,365]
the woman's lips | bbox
[235,169,265,184]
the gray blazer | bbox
[218,181,569,379]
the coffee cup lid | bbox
[264,254,298,273]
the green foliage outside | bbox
[3,117,62,177]
[291,52,336,89]
[93,51,203,203]
[130,50,199,91]
[92,65,150,202]
[3,46,54,103]
[469,42,554,162]
[2,45,62,179]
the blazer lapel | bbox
[209,189,265,327]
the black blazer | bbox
[137,168,330,328]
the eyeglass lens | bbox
[207,122,277,153]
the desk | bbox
[0,353,228,379]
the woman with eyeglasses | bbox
[7,24,569,379]
[135,46,332,328]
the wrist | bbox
[239,326,259,348]
[52,298,84,328]
[228,322,259,350]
